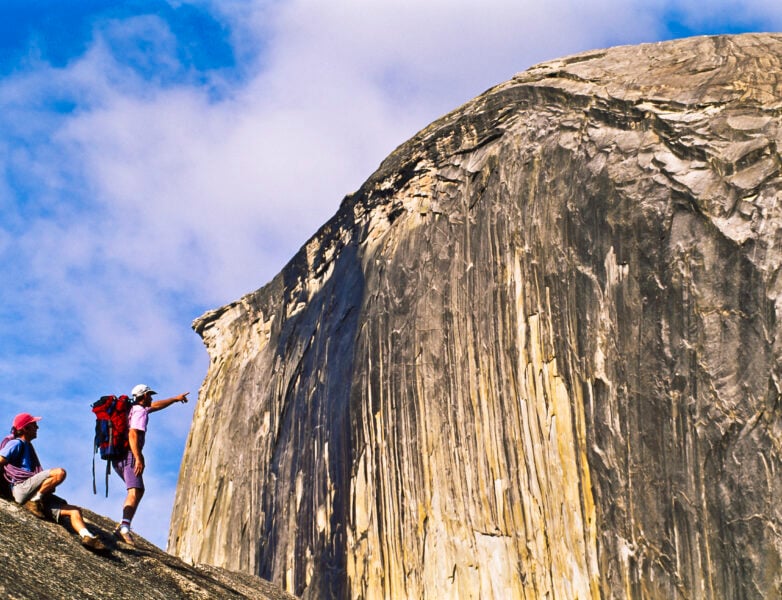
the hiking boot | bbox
[23,499,46,519]
[113,525,135,546]
[81,535,108,553]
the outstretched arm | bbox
[149,392,189,413]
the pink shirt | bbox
[128,404,150,452]
[128,405,150,432]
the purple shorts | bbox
[112,454,144,490]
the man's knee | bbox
[126,487,144,505]
[50,468,66,483]
[59,505,81,518]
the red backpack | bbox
[91,394,132,496]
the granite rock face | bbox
[0,498,295,599]
[169,34,782,599]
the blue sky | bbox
[0,0,780,550]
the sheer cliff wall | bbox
[169,34,782,599]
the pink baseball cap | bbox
[13,413,42,431]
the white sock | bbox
[79,528,95,538]
[30,493,42,502]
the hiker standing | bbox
[112,384,189,545]
[0,413,107,552]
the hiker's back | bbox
[0,434,13,499]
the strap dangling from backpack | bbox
[92,437,98,495]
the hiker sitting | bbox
[0,412,107,552]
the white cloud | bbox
[48,0,671,307]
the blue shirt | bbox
[0,438,41,473]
